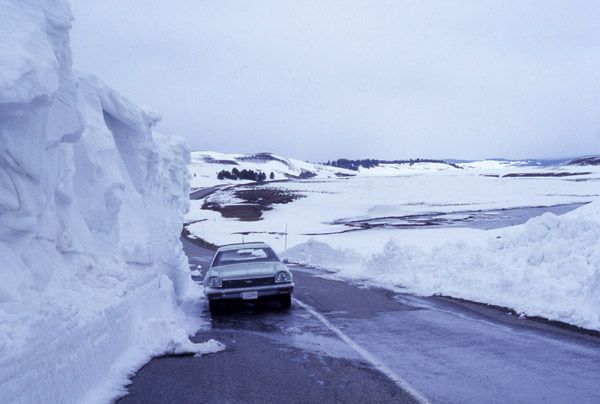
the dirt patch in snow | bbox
[202,187,305,221]
[502,172,591,178]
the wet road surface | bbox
[190,185,224,201]
[120,236,600,404]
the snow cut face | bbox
[0,2,207,403]
[0,0,83,301]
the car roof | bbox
[216,242,272,252]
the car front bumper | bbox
[204,282,294,300]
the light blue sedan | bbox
[203,242,294,312]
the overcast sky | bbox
[69,0,600,161]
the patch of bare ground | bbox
[502,171,591,178]
[202,187,305,221]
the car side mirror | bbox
[282,258,289,264]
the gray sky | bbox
[69,0,600,161]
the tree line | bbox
[217,168,275,181]
[325,158,461,171]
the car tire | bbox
[208,300,220,314]
[279,294,292,309]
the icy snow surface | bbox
[0,2,219,403]
[188,157,600,330]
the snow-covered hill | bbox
[190,151,467,189]
[0,2,217,403]
[189,151,355,188]
[566,155,600,166]
[190,151,596,189]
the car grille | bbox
[222,277,275,289]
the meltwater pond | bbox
[331,202,588,232]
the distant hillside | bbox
[565,156,600,166]
[189,151,355,188]
[189,151,600,188]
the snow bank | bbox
[0,1,217,402]
[287,203,600,331]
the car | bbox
[203,242,294,312]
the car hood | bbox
[211,262,287,280]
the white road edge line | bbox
[294,297,431,404]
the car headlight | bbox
[208,276,222,288]
[276,271,290,283]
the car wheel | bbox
[279,294,292,309]
[208,300,221,314]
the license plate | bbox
[242,291,258,300]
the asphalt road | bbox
[120,236,600,404]
[190,186,224,200]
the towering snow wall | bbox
[0,1,202,402]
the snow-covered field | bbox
[0,2,220,403]
[187,156,600,331]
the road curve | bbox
[120,237,418,403]
[190,185,224,200]
[120,236,600,403]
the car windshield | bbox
[211,247,279,267]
